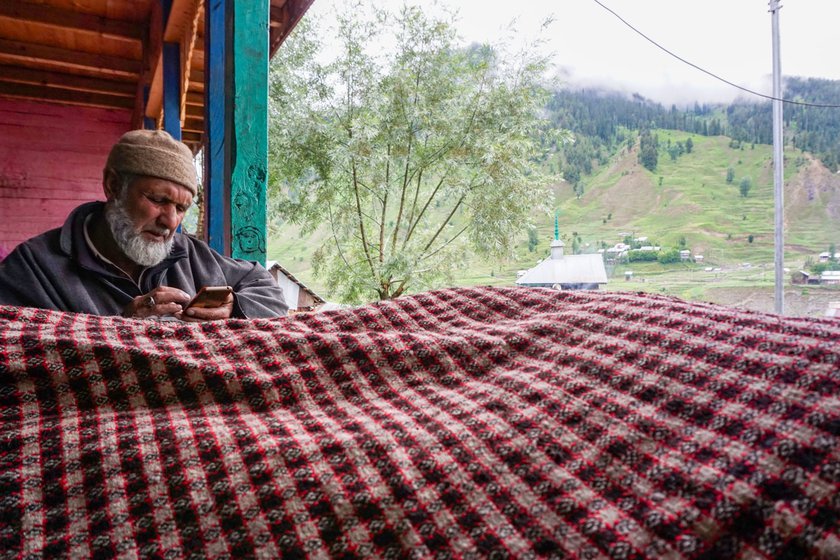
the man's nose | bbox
[157,204,180,229]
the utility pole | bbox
[769,0,784,314]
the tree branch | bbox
[379,142,391,264]
[422,193,465,254]
[402,169,450,249]
[422,224,469,260]
[352,159,377,279]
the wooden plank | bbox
[144,0,164,121]
[204,0,227,254]
[0,187,101,202]
[230,0,268,264]
[163,0,197,42]
[0,1,144,41]
[0,82,134,109]
[0,64,135,96]
[189,69,205,87]
[162,41,181,139]
[0,96,128,249]
[269,5,289,28]
[183,116,203,132]
[0,38,141,77]
[179,0,204,123]
[182,130,201,143]
[0,97,129,127]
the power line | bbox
[590,0,840,109]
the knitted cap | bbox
[105,129,198,195]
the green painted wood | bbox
[229,0,268,265]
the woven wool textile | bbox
[0,286,838,559]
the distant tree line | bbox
[542,78,840,189]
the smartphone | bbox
[185,286,233,310]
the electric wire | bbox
[591,0,840,109]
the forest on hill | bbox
[545,77,840,194]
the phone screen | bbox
[185,286,233,309]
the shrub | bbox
[628,250,658,262]
[657,249,681,264]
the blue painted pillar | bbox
[205,0,228,254]
[162,42,181,140]
[204,0,269,264]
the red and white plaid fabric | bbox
[0,286,838,559]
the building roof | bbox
[266,260,325,305]
[516,253,608,286]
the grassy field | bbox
[267,130,840,315]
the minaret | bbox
[550,211,564,259]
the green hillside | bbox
[268,129,840,301]
[551,131,832,264]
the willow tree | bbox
[268,3,558,303]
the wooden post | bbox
[203,0,268,264]
[162,41,181,140]
[142,86,154,129]
[159,0,181,139]
[204,0,228,254]
[229,0,269,264]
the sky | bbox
[307,0,840,106]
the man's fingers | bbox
[147,287,191,306]
[178,300,234,322]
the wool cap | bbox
[105,129,198,195]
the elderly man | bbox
[0,129,287,320]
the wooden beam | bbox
[164,0,200,43]
[0,82,134,110]
[144,1,164,121]
[269,0,314,57]
[269,5,289,28]
[0,64,135,96]
[182,130,201,144]
[183,116,203,132]
[0,38,141,77]
[189,69,205,86]
[0,1,144,42]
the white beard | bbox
[104,197,173,267]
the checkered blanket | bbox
[0,286,838,559]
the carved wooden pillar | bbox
[204,0,268,264]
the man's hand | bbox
[124,287,190,319]
[176,292,234,322]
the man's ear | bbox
[102,168,119,201]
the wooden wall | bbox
[0,98,130,257]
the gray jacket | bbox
[0,202,288,318]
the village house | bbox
[516,228,608,291]
[821,270,840,285]
[266,260,326,312]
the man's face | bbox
[104,175,193,267]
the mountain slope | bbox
[550,131,840,265]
